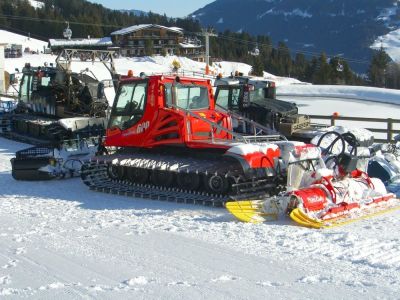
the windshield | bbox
[108,81,147,130]
[165,83,209,110]
[215,87,241,110]
[250,87,267,102]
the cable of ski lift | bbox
[0,13,376,66]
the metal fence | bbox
[309,114,400,143]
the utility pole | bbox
[200,29,217,74]
[0,44,6,94]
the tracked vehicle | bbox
[2,49,117,144]
[9,49,117,180]
[214,76,314,140]
[81,75,302,206]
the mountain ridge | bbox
[190,0,400,71]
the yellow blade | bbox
[225,200,277,223]
[321,203,400,228]
[291,200,400,229]
[289,208,323,229]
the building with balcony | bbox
[111,24,205,61]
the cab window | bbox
[250,87,266,102]
[215,88,229,110]
[165,83,209,110]
[231,88,241,107]
[109,81,147,130]
[19,74,31,102]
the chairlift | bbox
[336,62,344,72]
[250,43,260,56]
[63,22,72,40]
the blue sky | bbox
[89,0,214,18]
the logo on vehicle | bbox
[137,121,150,134]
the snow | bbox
[111,24,182,36]
[28,0,44,9]
[371,3,400,61]
[376,6,398,24]
[179,42,202,49]
[49,37,112,47]
[0,30,47,53]
[0,137,400,299]
[1,29,400,298]
[258,8,312,19]
[277,84,400,106]
[227,143,279,156]
[371,28,400,62]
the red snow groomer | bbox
[81,75,293,206]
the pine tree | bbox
[313,53,332,84]
[293,53,307,81]
[252,56,264,76]
[368,47,391,87]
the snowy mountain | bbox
[371,27,400,61]
[2,28,400,299]
[191,0,400,71]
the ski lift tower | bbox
[0,43,7,94]
[200,29,217,74]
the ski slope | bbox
[1,29,400,299]
[1,137,400,299]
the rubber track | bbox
[81,159,230,207]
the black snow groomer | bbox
[1,63,109,145]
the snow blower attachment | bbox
[81,75,292,206]
[11,136,102,180]
[226,135,400,228]
[10,117,106,181]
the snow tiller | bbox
[11,135,103,180]
[80,74,305,206]
[227,131,400,228]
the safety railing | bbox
[169,103,285,144]
[309,114,400,143]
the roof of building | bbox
[48,37,112,48]
[111,24,183,36]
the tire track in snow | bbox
[295,230,400,270]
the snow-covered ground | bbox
[1,138,400,299]
[2,29,400,299]
[0,30,47,54]
[277,84,400,106]
[276,85,400,139]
